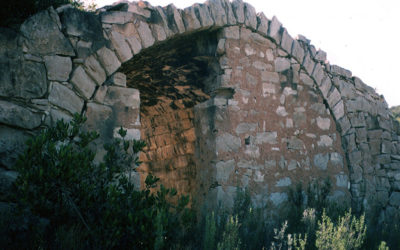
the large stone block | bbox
[206,0,228,26]
[216,133,241,153]
[276,177,292,187]
[101,11,134,24]
[314,153,329,170]
[20,8,74,56]
[0,56,47,99]
[244,2,257,29]
[103,86,140,109]
[44,55,72,82]
[136,21,156,48]
[182,6,201,31]
[268,16,282,42]
[274,57,290,72]
[291,40,305,63]
[48,82,84,114]
[0,100,42,130]
[96,47,121,76]
[235,123,257,134]
[109,30,133,63]
[83,55,106,85]
[270,192,288,206]
[60,7,106,54]
[231,0,245,24]
[256,12,269,35]
[193,3,214,27]
[70,66,97,100]
[255,132,278,145]
[215,159,235,183]
[280,29,294,53]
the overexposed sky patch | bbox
[90,0,400,107]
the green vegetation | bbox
[1,114,399,249]
[1,114,192,249]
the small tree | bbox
[6,114,192,249]
[315,209,366,250]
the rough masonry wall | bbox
[196,26,349,209]
[0,0,400,218]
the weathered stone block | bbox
[302,54,315,75]
[276,177,292,187]
[330,152,344,168]
[136,21,155,48]
[270,192,288,206]
[215,159,235,183]
[349,112,366,128]
[327,88,341,107]
[235,123,257,134]
[231,0,245,23]
[317,135,333,147]
[291,40,304,63]
[330,65,352,78]
[280,29,293,53]
[288,137,305,150]
[244,2,257,29]
[0,57,47,99]
[83,55,106,85]
[336,173,348,188]
[261,71,280,83]
[44,55,72,82]
[0,100,41,130]
[314,153,329,170]
[268,16,282,43]
[70,66,97,100]
[315,49,327,62]
[216,133,241,153]
[109,30,133,62]
[110,72,126,87]
[48,82,84,114]
[255,132,277,145]
[96,47,121,76]
[182,6,201,31]
[274,57,290,72]
[276,106,288,117]
[103,86,140,108]
[207,0,228,26]
[256,12,269,35]
[20,9,74,56]
[311,63,324,86]
[193,3,214,27]
[101,11,133,24]
[332,100,345,120]
[316,117,331,130]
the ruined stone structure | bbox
[1,0,400,219]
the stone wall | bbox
[0,0,399,219]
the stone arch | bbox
[1,0,400,217]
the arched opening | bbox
[119,30,220,196]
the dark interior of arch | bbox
[119,30,219,196]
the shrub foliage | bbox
[4,114,192,249]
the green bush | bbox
[3,114,192,249]
[315,210,366,250]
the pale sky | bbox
[90,0,400,107]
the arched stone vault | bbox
[1,0,400,218]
